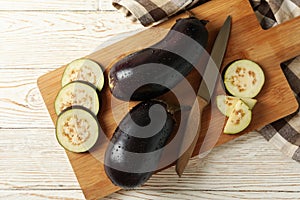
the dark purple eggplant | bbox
[109,17,209,101]
[104,100,174,189]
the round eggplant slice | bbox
[56,107,99,153]
[224,59,265,98]
[54,82,99,115]
[224,100,252,134]
[216,95,257,116]
[62,58,104,91]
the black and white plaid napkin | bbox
[112,0,207,26]
[112,0,300,161]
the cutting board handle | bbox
[262,16,300,63]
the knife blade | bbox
[175,16,232,176]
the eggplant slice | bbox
[216,95,257,116]
[223,100,252,134]
[62,58,104,91]
[224,59,265,98]
[56,106,99,153]
[54,81,99,115]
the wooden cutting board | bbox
[37,0,300,199]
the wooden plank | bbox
[2,190,300,200]
[0,69,54,128]
[98,0,115,11]
[105,190,300,200]
[0,129,80,189]
[0,11,144,68]
[0,190,85,200]
[37,0,300,198]
[144,133,300,192]
[1,130,300,198]
[0,0,97,10]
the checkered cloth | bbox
[112,0,300,161]
[112,0,207,26]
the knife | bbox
[175,16,232,176]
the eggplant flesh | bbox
[56,106,99,153]
[104,101,174,189]
[223,100,252,134]
[224,59,265,98]
[54,81,99,115]
[61,58,105,91]
[109,17,209,101]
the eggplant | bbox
[109,17,209,101]
[104,100,175,189]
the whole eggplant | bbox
[104,100,174,189]
[109,17,209,101]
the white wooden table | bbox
[1,1,300,199]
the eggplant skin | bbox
[104,101,174,189]
[109,17,208,101]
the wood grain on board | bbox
[37,0,300,199]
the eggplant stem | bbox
[185,10,196,18]
[167,105,191,115]
[154,99,191,115]
[184,10,209,26]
